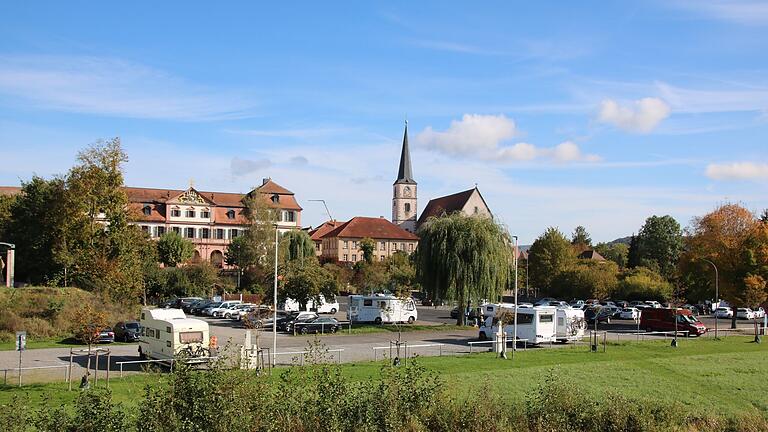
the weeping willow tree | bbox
[416,213,513,325]
[281,230,316,263]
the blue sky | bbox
[1,1,767,243]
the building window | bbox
[231,229,239,238]
[409,243,414,252]
[226,210,235,219]
[474,206,479,214]
[271,194,279,203]
[380,241,386,251]
[343,254,348,261]
[380,255,385,262]
[353,241,358,249]
[315,242,320,251]
[400,242,405,250]
[392,243,397,251]
[201,228,210,239]
[215,229,224,239]
[185,228,195,238]
[142,205,152,216]
[141,225,149,233]
[404,203,411,214]
[343,241,348,249]
[172,227,181,234]
[171,209,181,217]
[286,211,295,222]
[201,210,210,218]
[156,226,166,237]
[352,254,357,262]
[186,209,196,218]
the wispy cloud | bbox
[597,97,671,133]
[416,114,600,163]
[231,157,271,177]
[0,55,258,121]
[408,39,508,56]
[705,162,768,181]
[671,0,768,25]
[224,126,353,139]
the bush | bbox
[550,261,619,300]
[618,267,674,301]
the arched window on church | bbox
[404,203,411,214]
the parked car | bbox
[189,300,215,315]
[97,327,115,343]
[114,321,141,342]
[290,317,341,334]
[585,306,613,325]
[209,301,242,317]
[714,307,733,319]
[753,307,766,319]
[640,308,706,336]
[619,308,640,320]
[223,303,253,319]
[645,301,662,309]
[201,302,222,316]
[278,311,319,331]
[183,299,208,314]
[736,308,756,320]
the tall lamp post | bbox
[308,199,333,221]
[701,258,719,339]
[272,224,279,367]
[512,235,519,354]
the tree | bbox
[415,213,511,325]
[281,230,316,263]
[157,231,195,267]
[679,204,768,328]
[281,258,339,310]
[550,261,619,300]
[617,267,673,301]
[571,226,592,248]
[594,242,629,269]
[360,237,375,264]
[629,215,683,280]
[528,227,576,294]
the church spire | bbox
[395,120,415,184]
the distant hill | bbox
[608,236,632,245]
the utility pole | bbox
[701,258,719,339]
[512,235,519,355]
[272,224,279,367]
[308,199,333,222]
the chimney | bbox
[262,177,270,185]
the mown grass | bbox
[0,337,136,351]
[2,336,766,418]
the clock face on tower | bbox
[403,186,411,198]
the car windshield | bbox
[125,322,140,329]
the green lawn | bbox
[2,337,766,418]
[0,337,136,351]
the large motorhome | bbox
[348,294,418,324]
[282,295,340,314]
[555,308,586,343]
[478,305,557,345]
[138,308,210,362]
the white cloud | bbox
[416,114,599,163]
[671,0,768,25]
[598,97,671,133]
[705,162,768,181]
[0,55,257,121]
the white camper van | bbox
[280,295,339,314]
[555,307,586,343]
[138,308,210,362]
[348,295,418,324]
[478,305,557,345]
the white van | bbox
[348,295,418,324]
[282,295,340,314]
[209,300,242,317]
[478,305,557,345]
[138,308,210,362]
[555,308,586,343]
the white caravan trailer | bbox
[478,305,557,345]
[280,295,339,314]
[555,307,586,343]
[348,295,418,324]
[138,308,210,362]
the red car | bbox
[640,308,706,336]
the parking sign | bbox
[15,331,26,351]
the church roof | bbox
[321,216,419,241]
[394,122,416,185]
[417,187,483,225]
[578,250,606,261]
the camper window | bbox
[180,331,204,344]
[166,326,171,333]
[516,314,534,325]
[404,301,415,311]
[379,301,387,309]
[364,299,372,307]
[539,314,554,323]
[166,341,171,347]
[155,330,160,340]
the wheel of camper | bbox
[329,326,337,333]
[374,317,382,325]
[300,327,309,334]
[478,331,487,341]
[330,308,337,314]
[224,313,231,319]
[407,316,415,324]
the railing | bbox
[467,339,530,353]
[1,364,69,386]
[114,357,219,377]
[371,343,445,361]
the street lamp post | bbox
[701,258,719,339]
[512,235,519,355]
[272,225,279,367]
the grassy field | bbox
[2,336,766,418]
[0,337,135,351]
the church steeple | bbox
[392,121,417,232]
[395,120,415,184]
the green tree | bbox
[281,258,339,310]
[629,215,683,280]
[528,227,576,294]
[550,260,619,300]
[281,230,316,263]
[617,267,673,301]
[360,237,375,264]
[157,231,194,267]
[387,251,416,296]
[571,225,592,248]
[415,213,511,325]
[594,242,629,269]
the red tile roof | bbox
[321,217,419,241]
[417,188,476,225]
[309,220,343,241]
[0,186,21,196]
[578,250,606,261]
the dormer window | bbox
[271,194,279,204]
[226,210,235,219]
[201,210,210,218]
[186,209,196,218]
[142,205,152,216]
[171,208,181,217]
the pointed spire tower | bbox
[392,120,417,232]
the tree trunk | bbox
[731,305,738,329]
